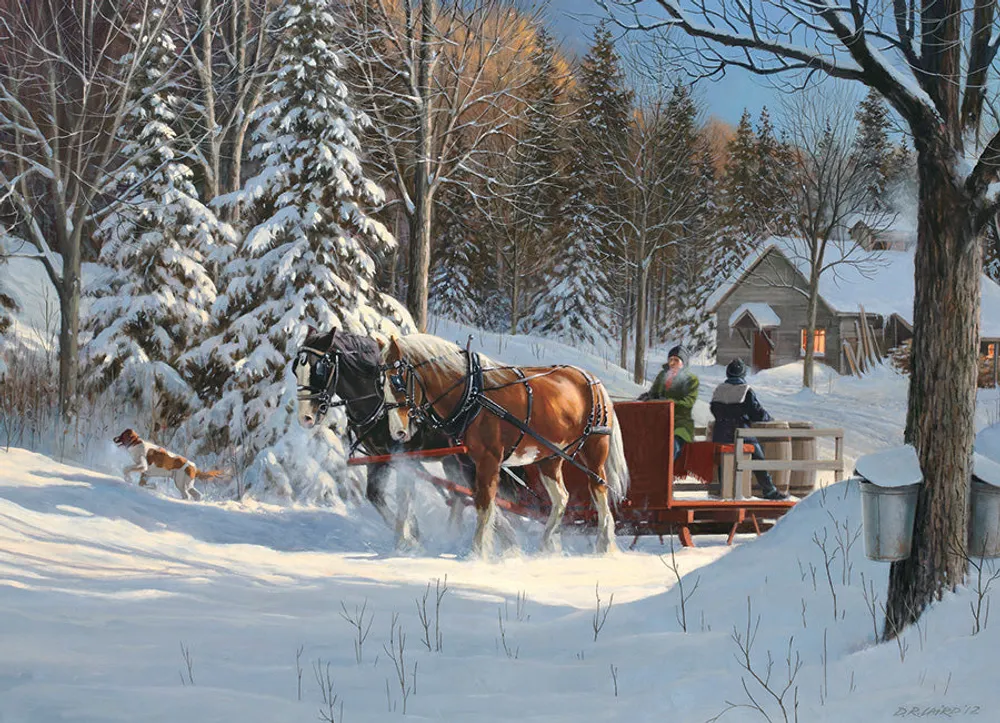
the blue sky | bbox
[539,0,829,127]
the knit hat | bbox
[667,345,690,366]
[726,358,747,380]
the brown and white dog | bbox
[113,429,224,501]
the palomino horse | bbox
[293,328,479,546]
[379,333,629,556]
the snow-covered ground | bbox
[5,257,1000,720]
[4,440,1000,722]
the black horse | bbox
[293,328,482,544]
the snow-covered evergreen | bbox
[670,143,724,354]
[854,89,893,210]
[81,1,236,432]
[754,108,793,234]
[430,186,481,325]
[185,0,411,497]
[574,21,635,349]
[721,110,758,239]
[529,147,614,346]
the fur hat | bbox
[667,345,690,366]
[726,358,747,380]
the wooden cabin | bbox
[707,237,1000,384]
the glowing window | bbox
[800,329,826,357]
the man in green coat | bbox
[638,345,699,459]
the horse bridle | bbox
[294,346,341,419]
[384,352,484,436]
[294,343,399,427]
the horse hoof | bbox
[539,537,562,555]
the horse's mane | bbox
[386,333,497,374]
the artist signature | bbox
[894,706,980,718]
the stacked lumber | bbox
[843,305,884,377]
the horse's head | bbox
[295,327,388,429]
[294,327,341,429]
[379,335,421,443]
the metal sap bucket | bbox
[860,481,921,561]
[856,445,923,562]
[970,454,1000,558]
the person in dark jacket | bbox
[639,345,699,460]
[710,358,788,500]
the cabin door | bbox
[752,331,772,371]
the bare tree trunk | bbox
[198,0,219,200]
[618,258,630,369]
[633,259,649,383]
[406,0,435,332]
[510,262,520,335]
[803,269,820,389]
[884,152,980,639]
[57,239,81,424]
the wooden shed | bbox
[707,237,1000,380]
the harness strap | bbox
[476,395,608,488]
[503,367,531,462]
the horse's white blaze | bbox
[384,374,411,441]
[295,360,315,428]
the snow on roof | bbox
[728,302,781,329]
[708,237,1000,337]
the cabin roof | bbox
[708,237,1000,338]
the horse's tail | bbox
[603,394,630,505]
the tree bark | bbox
[618,259,631,369]
[633,259,649,383]
[510,262,520,336]
[803,269,820,389]
[406,0,435,332]
[884,148,980,639]
[57,237,81,424]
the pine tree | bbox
[497,27,568,334]
[721,109,759,238]
[81,0,235,433]
[669,141,725,354]
[575,21,634,359]
[658,83,705,343]
[854,89,893,209]
[754,107,792,234]
[529,141,614,346]
[430,184,481,324]
[186,0,409,495]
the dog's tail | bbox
[195,469,230,482]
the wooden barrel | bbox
[787,420,818,497]
[750,421,791,495]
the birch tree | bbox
[0,0,172,422]
[340,0,537,331]
[173,0,284,213]
[604,0,1000,640]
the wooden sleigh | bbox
[347,401,845,548]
